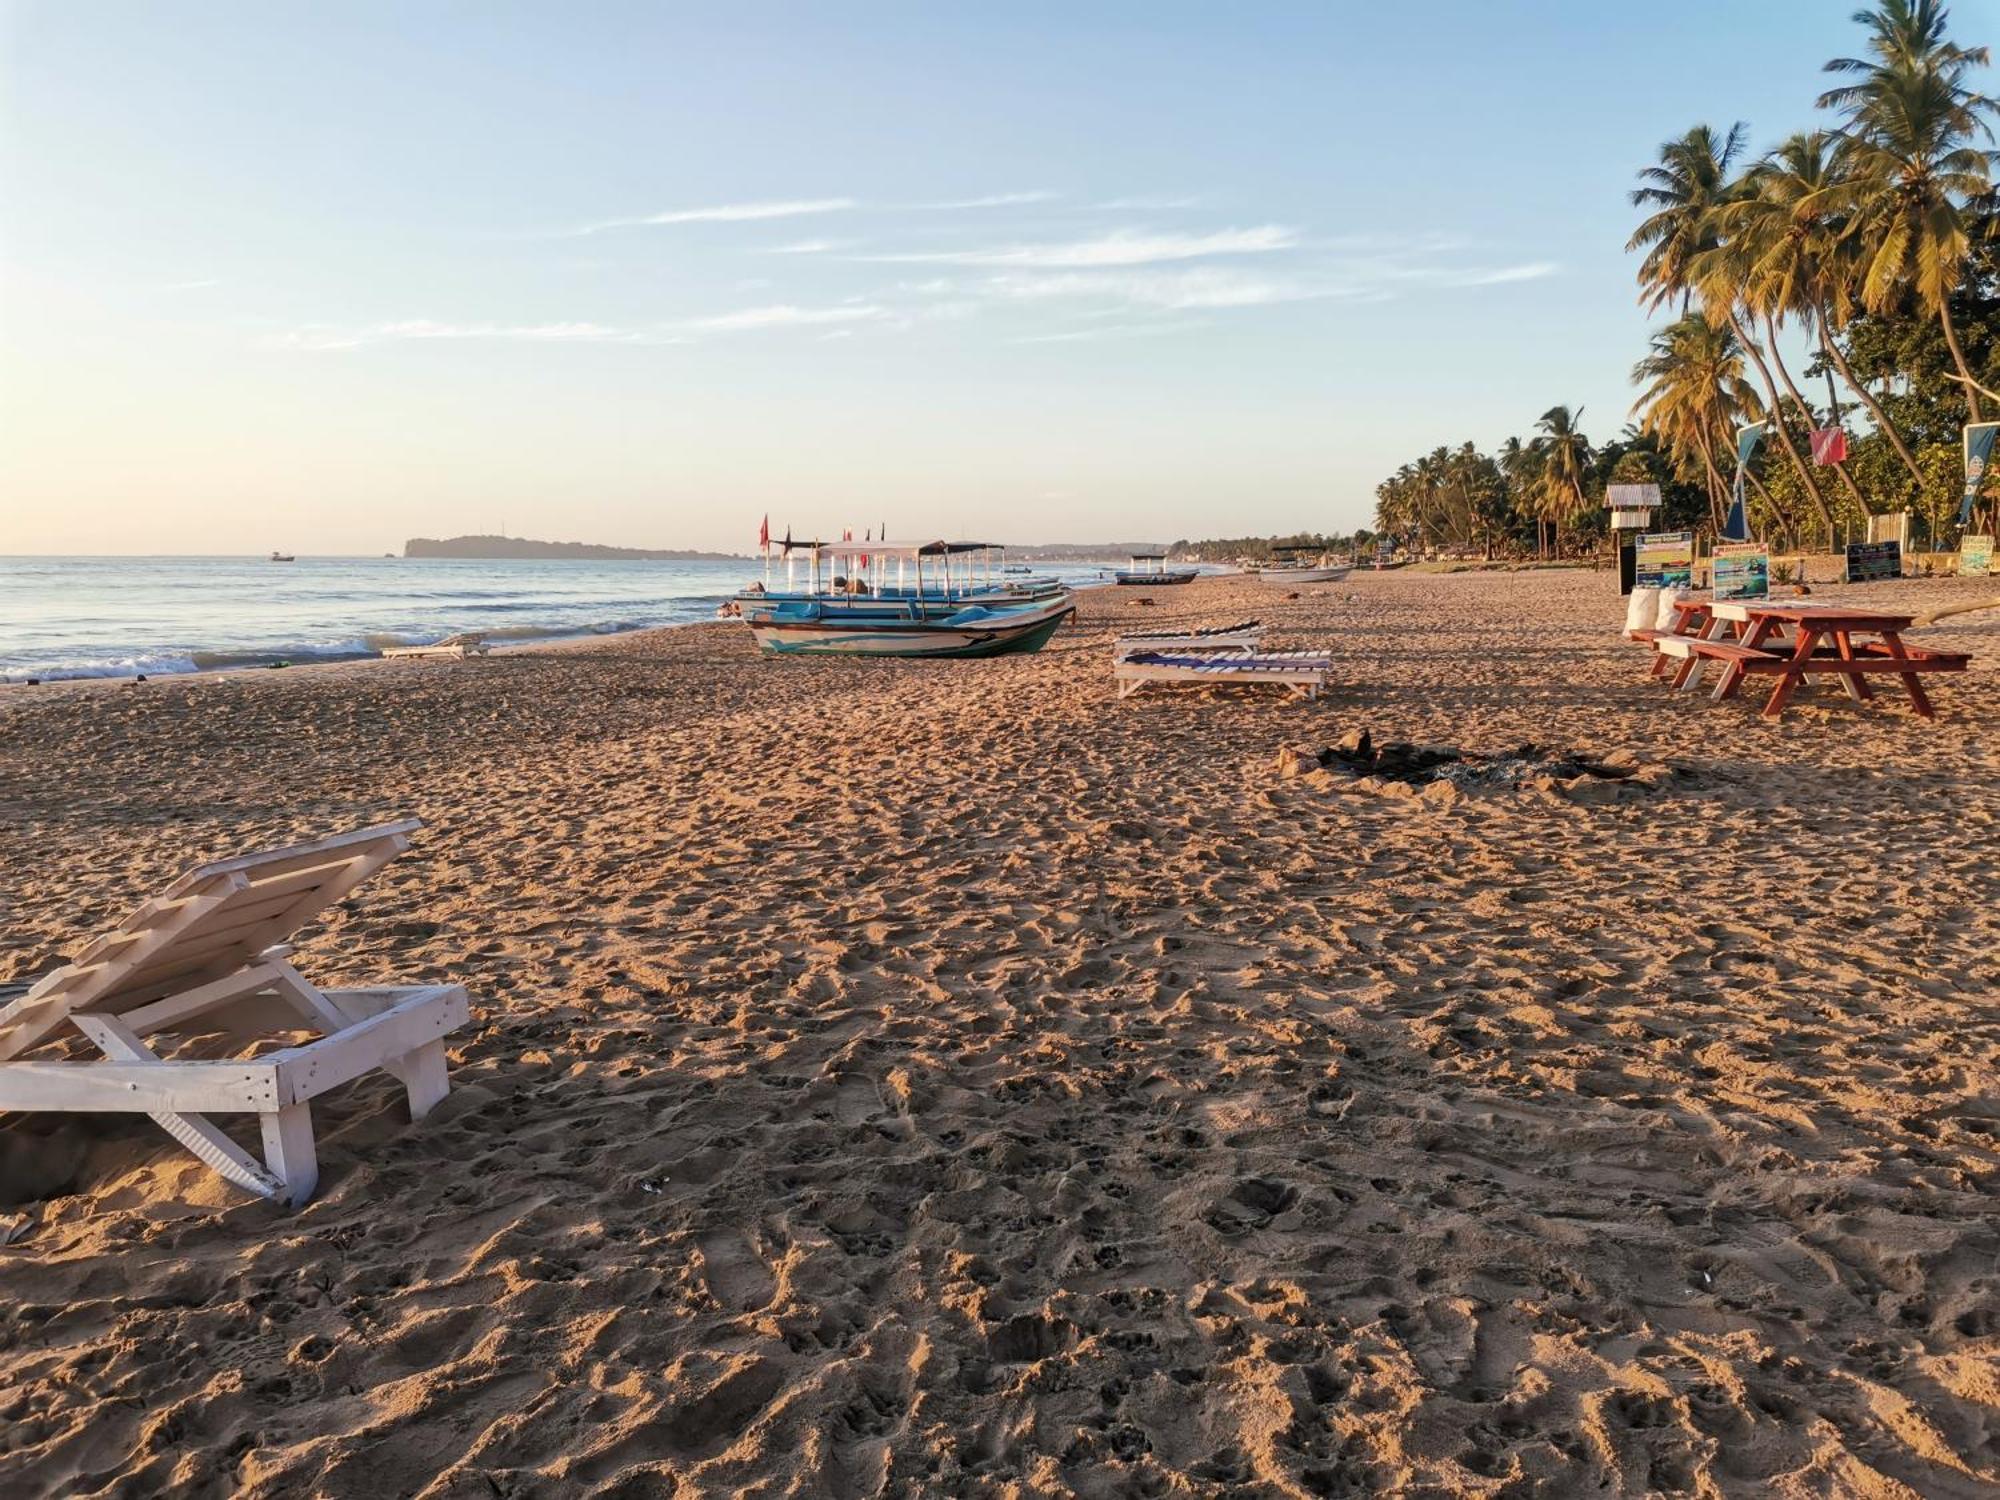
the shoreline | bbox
[0,575,1131,693]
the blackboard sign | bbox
[1846,539,1902,583]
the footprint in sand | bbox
[698,1230,777,1313]
[834,1074,881,1126]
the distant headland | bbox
[404,535,750,561]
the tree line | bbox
[1377,0,2000,557]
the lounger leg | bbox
[395,1039,451,1119]
[70,1014,289,1200]
[260,1104,319,1207]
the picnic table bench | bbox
[1633,600,1969,720]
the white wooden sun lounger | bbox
[381,633,490,660]
[1113,620,1264,659]
[0,819,470,1207]
[1115,649,1332,700]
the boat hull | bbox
[747,598,1076,657]
[1257,566,1350,583]
[734,582,1063,623]
[1113,569,1198,586]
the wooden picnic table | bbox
[1634,598,1970,719]
[1724,604,1967,719]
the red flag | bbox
[758,514,769,549]
[1811,428,1848,465]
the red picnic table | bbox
[1635,600,1970,720]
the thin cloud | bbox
[762,238,861,255]
[685,303,888,332]
[164,277,221,291]
[1010,320,1209,344]
[1443,261,1560,286]
[861,225,1298,269]
[276,320,655,351]
[1089,195,1200,211]
[569,197,857,235]
[988,267,1327,310]
[915,191,1059,209]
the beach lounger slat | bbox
[1113,649,1332,701]
[0,818,468,1207]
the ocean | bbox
[0,555,1122,682]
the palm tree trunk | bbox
[1730,310,1836,543]
[1817,296,1924,485]
[1766,312,1869,515]
[1692,428,1728,533]
[1939,297,1984,424]
[1746,466,1795,551]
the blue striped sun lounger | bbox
[1114,648,1331,700]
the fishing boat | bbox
[1112,552,1198,586]
[1255,553,1350,584]
[734,539,1062,622]
[736,540,1076,656]
[269,551,296,563]
[746,592,1075,657]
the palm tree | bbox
[1722,131,1915,506]
[1629,122,1750,315]
[1631,315,1758,530]
[1533,405,1592,558]
[1726,131,1929,484]
[1632,123,1838,542]
[1498,435,1545,557]
[1820,0,1998,421]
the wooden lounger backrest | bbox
[0,819,421,1062]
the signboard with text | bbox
[1846,539,1902,583]
[1635,530,1694,590]
[1712,543,1770,601]
[1961,534,1994,577]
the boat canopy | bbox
[812,540,996,560]
[1128,551,1166,561]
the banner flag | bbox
[1810,428,1848,465]
[1961,422,2000,524]
[1724,422,1765,541]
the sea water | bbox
[0,555,1119,682]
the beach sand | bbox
[1,569,1996,1498]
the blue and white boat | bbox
[733,540,1062,624]
[735,540,1076,657]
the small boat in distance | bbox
[1113,552,1198,586]
[270,551,296,563]
[1256,553,1350,584]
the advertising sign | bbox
[1635,530,1694,590]
[1712,543,1770,601]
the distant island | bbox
[404,535,750,561]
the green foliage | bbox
[1379,2,2000,551]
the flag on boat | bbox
[1724,421,1764,541]
[1962,422,2000,523]
[1810,428,1848,465]
[758,515,769,551]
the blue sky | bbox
[6,0,1997,554]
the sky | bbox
[6,0,1999,555]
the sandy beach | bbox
[1,569,1996,1498]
